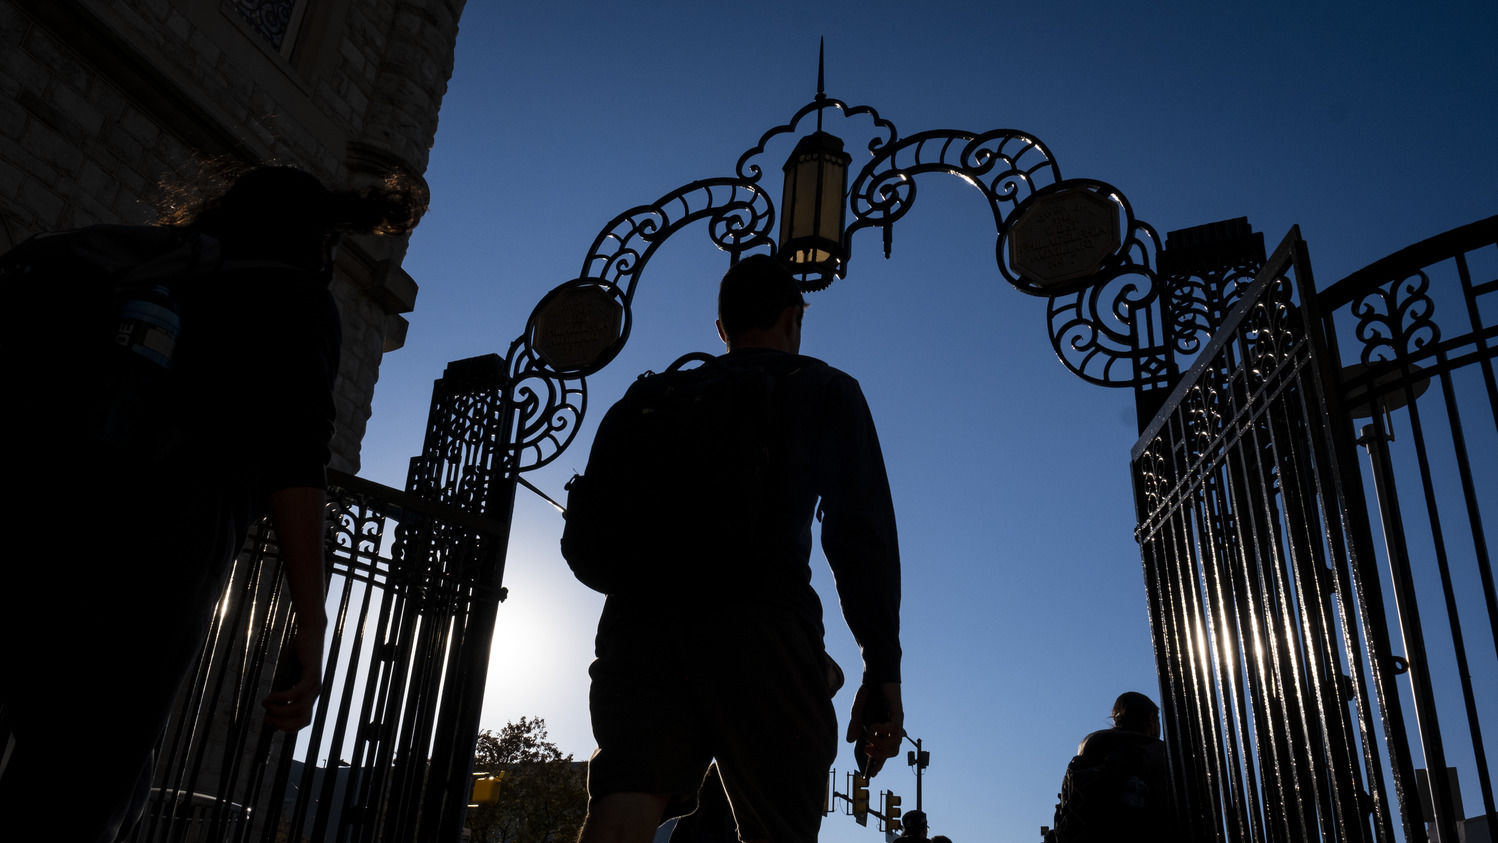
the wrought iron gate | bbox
[127,356,517,843]
[1132,217,1498,843]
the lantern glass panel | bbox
[778,132,849,269]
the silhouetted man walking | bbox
[569,254,904,843]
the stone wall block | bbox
[0,156,25,201]
[21,25,87,92]
[18,174,65,225]
[117,105,161,146]
[5,44,50,96]
[48,85,107,135]
[20,119,83,176]
[0,96,25,139]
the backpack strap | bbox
[665,350,717,373]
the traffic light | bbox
[470,771,506,805]
[851,773,870,826]
[883,791,902,833]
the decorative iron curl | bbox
[502,340,588,473]
[1134,444,1171,515]
[1041,207,1166,388]
[329,497,385,567]
[1183,378,1226,465]
[1352,269,1439,365]
[579,178,774,305]
[845,129,1062,261]
[1168,261,1262,357]
[1045,264,1162,387]
[1241,275,1303,389]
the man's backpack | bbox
[1049,737,1156,843]
[0,225,220,462]
[560,351,788,595]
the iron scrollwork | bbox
[579,178,776,306]
[1169,261,1263,359]
[845,128,1063,271]
[1037,182,1166,389]
[503,339,588,473]
[1351,269,1439,366]
[1242,274,1303,389]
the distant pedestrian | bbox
[0,165,420,842]
[894,808,929,842]
[1046,692,1179,843]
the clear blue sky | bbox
[356,3,1498,841]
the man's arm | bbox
[261,485,328,731]
[817,374,903,774]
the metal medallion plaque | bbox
[530,282,624,374]
[1008,187,1122,292]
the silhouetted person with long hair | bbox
[0,165,420,842]
[571,254,904,843]
[1047,692,1180,843]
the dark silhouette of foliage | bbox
[466,717,587,843]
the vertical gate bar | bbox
[309,494,378,843]
[1426,363,1498,826]
[1246,373,1306,843]
[1264,383,1324,843]
[1216,459,1264,843]
[1308,260,1427,843]
[1194,455,1256,842]
[1431,359,1498,821]
[1284,346,1379,843]
[1182,453,1239,842]
[1161,431,1224,842]
[302,516,364,843]
[1225,413,1289,843]
[349,512,419,842]
[1397,361,1488,841]
[1359,416,1461,843]
[323,494,386,842]
[1293,232,1403,843]
[1138,444,1210,841]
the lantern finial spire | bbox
[816,38,825,99]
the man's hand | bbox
[262,619,325,731]
[846,681,903,777]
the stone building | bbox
[0,0,467,470]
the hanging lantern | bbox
[779,130,850,290]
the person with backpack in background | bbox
[563,253,904,843]
[1046,692,1181,843]
[0,165,420,842]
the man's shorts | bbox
[587,602,838,843]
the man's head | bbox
[715,253,807,353]
[190,167,341,271]
[902,809,929,838]
[184,166,424,274]
[1111,691,1160,737]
